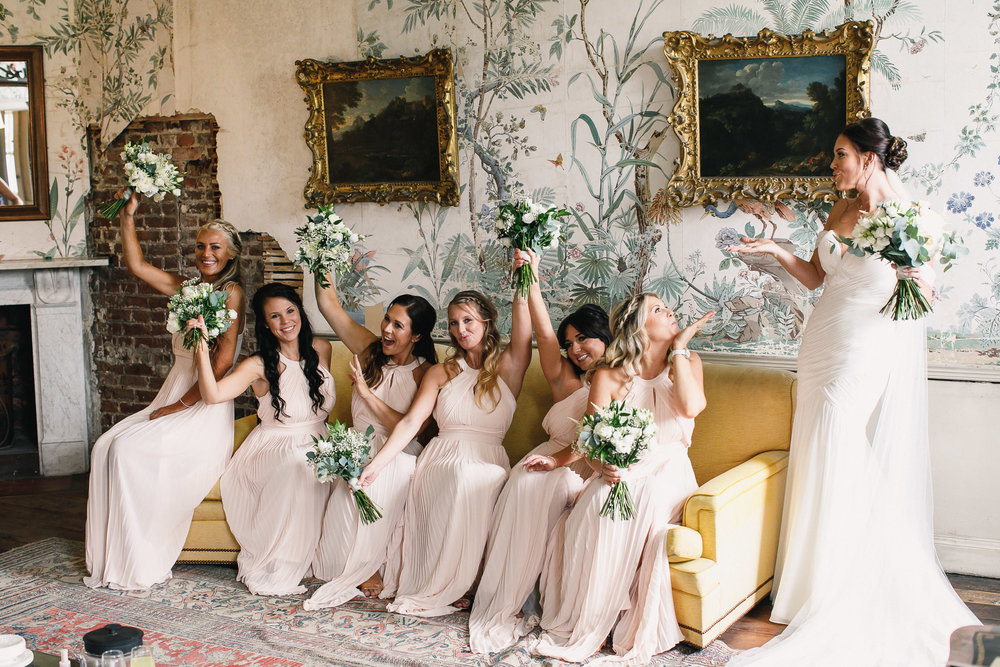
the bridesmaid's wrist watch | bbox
[668,348,691,363]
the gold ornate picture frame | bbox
[296,48,460,207]
[660,21,874,208]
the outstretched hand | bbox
[673,311,714,350]
[513,248,539,272]
[728,237,779,256]
[115,188,139,217]
[185,315,209,352]
[348,354,373,399]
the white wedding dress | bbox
[729,213,979,665]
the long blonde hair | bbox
[446,290,503,412]
[587,292,657,382]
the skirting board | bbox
[936,535,1000,578]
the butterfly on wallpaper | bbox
[531,104,547,121]
[548,153,564,168]
[908,132,927,142]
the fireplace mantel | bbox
[0,256,109,476]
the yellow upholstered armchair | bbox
[179,342,795,648]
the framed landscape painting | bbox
[296,49,460,207]
[660,21,874,207]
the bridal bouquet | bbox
[167,279,237,350]
[98,140,184,220]
[306,421,383,524]
[573,401,657,520]
[493,198,569,298]
[293,205,365,288]
[840,200,966,320]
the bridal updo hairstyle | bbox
[252,283,326,421]
[840,117,908,171]
[557,304,612,376]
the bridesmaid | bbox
[534,294,712,664]
[85,193,246,590]
[358,271,533,617]
[470,249,611,653]
[305,276,437,608]
[189,283,335,595]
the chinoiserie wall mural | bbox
[0,0,172,259]
[1,0,998,373]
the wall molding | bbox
[935,535,1000,578]
[695,351,1000,384]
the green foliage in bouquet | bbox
[166,279,237,350]
[306,421,383,524]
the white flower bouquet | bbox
[573,400,657,520]
[99,140,184,220]
[493,198,569,298]
[839,200,967,319]
[306,421,383,524]
[166,279,238,350]
[293,205,366,288]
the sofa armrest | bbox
[683,450,788,568]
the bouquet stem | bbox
[599,481,636,521]
[880,277,931,320]
[353,489,384,524]
[98,188,133,221]
[512,263,537,299]
[182,326,205,351]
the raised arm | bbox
[667,312,712,419]
[522,249,579,402]
[314,274,378,355]
[348,353,407,432]
[190,316,266,403]
[358,363,447,487]
[498,250,534,397]
[118,192,185,296]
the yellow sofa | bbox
[178,341,795,648]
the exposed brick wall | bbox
[88,114,264,429]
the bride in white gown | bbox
[729,117,980,666]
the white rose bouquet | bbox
[166,279,238,350]
[99,140,184,220]
[493,198,569,298]
[306,421,383,524]
[293,205,365,288]
[573,400,657,520]
[839,200,967,319]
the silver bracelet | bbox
[668,348,691,363]
[179,397,193,408]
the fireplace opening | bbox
[0,304,39,479]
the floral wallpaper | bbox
[0,0,172,258]
[340,0,1000,369]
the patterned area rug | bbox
[0,539,738,666]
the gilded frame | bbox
[295,48,460,207]
[660,21,874,207]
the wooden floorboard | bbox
[1,474,997,650]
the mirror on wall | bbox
[0,45,49,221]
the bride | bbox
[728,117,980,665]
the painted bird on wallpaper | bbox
[705,199,796,239]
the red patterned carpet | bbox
[0,539,738,666]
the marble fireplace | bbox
[0,257,107,476]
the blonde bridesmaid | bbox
[85,193,245,590]
[190,283,334,595]
[358,271,532,616]
[470,249,611,653]
[534,294,712,664]
[305,277,437,608]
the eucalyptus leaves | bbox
[293,205,366,288]
[166,279,237,350]
[493,198,569,298]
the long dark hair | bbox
[251,283,325,421]
[841,117,908,171]
[557,304,612,376]
[361,294,437,388]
